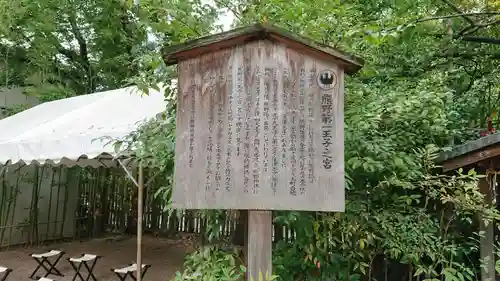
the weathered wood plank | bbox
[246,210,272,281]
[173,40,345,212]
[441,144,500,172]
[436,133,500,164]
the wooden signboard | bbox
[174,42,343,211]
[163,23,363,280]
[165,25,362,212]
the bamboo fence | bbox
[0,165,295,250]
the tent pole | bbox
[137,163,144,281]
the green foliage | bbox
[170,246,244,281]
[0,0,219,100]
[170,245,279,281]
[2,103,30,117]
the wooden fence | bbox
[0,164,295,250]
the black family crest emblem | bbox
[317,70,337,90]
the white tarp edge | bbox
[0,85,166,167]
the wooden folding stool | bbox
[112,263,151,281]
[29,250,65,280]
[68,254,101,281]
[0,266,12,281]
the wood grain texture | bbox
[162,23,363,74]
[441,144,500,172]
[436,132,500,163]
[246,210,272,281]
[173,39,345,212]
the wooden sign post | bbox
[162,23,363,280]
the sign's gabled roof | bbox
[162,23,364,75]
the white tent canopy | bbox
[0,85,167,167]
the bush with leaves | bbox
[271,145,499,281]
[169,246,279,281]
[170,246,245,281]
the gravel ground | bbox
[0,235,195,281]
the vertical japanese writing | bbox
[215,90,224,191]
[270,68,278,194]
[307,68,316,183]
[243,68,252,193]
[225,66,233,192]
[253,66,261,194]
[188,81,196,168]
[235,66,243,157]
[289,69,297,196]
[281,68,289,169]
[321,88,334,170]
[263,68,271,174]
[299,67,306,195]
[205,74,215,191]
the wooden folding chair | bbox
[111,263,151,281]
[68,254,102,281]
[29,250,65,280]
[0,266,12,281]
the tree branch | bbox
[477,18,500,28]
[57,47,81,64]
[440,0,475,25]
[67,10,94,93]
[385,12,500,32]
[67,12,89,69]
[461,19,500,36]
[174,17,202,36]
[450,52,500,59]
[462,36,500,45]
[212,0,242,22]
